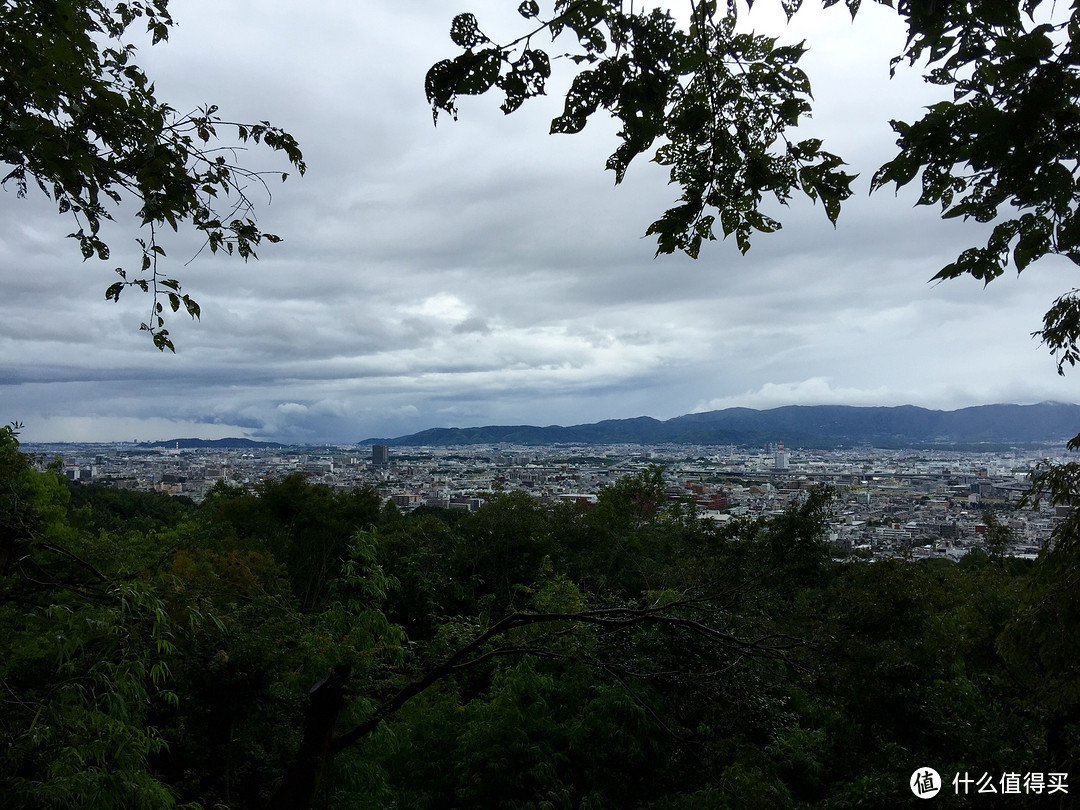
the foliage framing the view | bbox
[0,0,305,350]
[426,0,1080,378]
[427,0,856,259]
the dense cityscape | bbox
[30,438,1069,562]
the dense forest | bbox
[2,424,1078,808]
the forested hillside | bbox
[362,403,1080,448]
[2,424,1077,808]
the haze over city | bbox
[3,0,1078,444]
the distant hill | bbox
[360,403,1080,448]
[142,438,283,449]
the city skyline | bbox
[3,0,1079,444]
[34,433,1057,562]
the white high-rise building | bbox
[773,441,790,471]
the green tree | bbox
[427,0,1080,377]
[0,424,68,576]
[458,489,556,612]
[1005,470,1080,782]
[760,485,835,590]
[1,0,304,350]
[0,426,188,808]
[65,480,196,536]
[11,432,1055,809]
[253,477,826,809]
[980,509,1013,559]
[200,474,382,613]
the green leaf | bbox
[182,296,201,320]
[152,330,174,352]
[456,49,502,95]
[450,13,486,49]
[1013,214,1053,272]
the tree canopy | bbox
[426,0,1080,377]
[0,0,304,350]
[4,431,1078,809]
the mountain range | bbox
[360,403,1080,449]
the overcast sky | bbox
[3,0,1078,444]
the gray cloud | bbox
[2,0,1076,443]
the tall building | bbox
[773,441,790,471]
[372,445,389,466]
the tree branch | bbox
[330,600,807,756]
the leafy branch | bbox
[1,0,304,349]
[331,596,806,756]
[428,0,1080,381]
[426,1,856,257]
